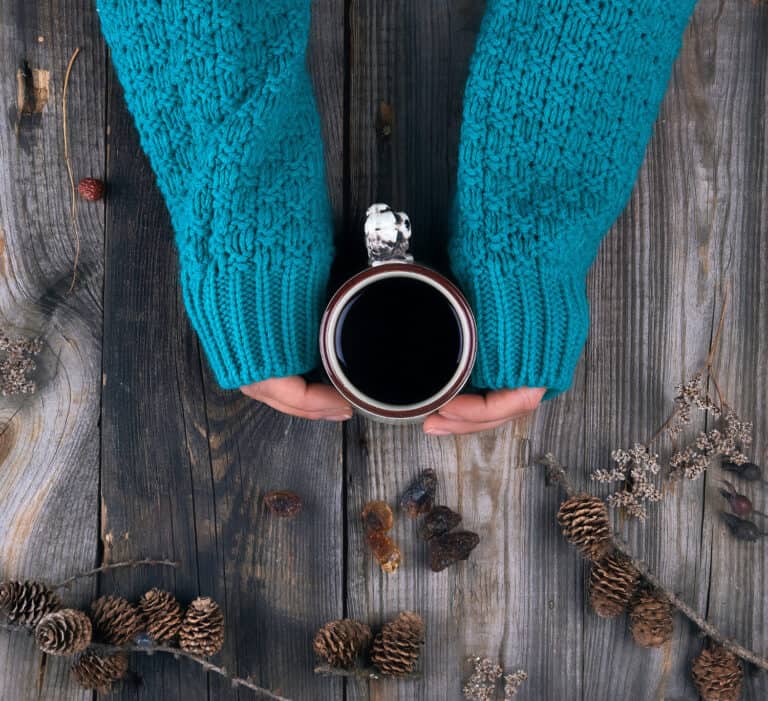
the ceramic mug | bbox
[319,203,477,423]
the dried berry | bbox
[77,177,105,201]
[361,501,394,533]
[721,461,762,482]
[719,480,766,519]
[365,531,401,573]
[720,512,766,542]
[400,469,437,517]
[429,531,480,572]
[419,506,462,540]
[263,490,303,518]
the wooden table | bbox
[0,1,766,699]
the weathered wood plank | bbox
[696,2,768,700]
[578,1,768,699]
[344,3,582,700]
[194,3,348,698]
[0,1,103,698]
[100,1,346,700]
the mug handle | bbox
[364,203,415,267]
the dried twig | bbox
[647,288,731,446]
[62,47,81,295]
[313,663,420,680]
[0,623,291,701]
[89,642,292,701]
[49,558,179,590]
[539,454,768,672]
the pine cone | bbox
[691,644,743,701]
[370,611,424,677]
[0,580,61,626]
[557,494,612,561]
[77,177,105,202]
[313,619,372,668]
[589,552,640,618]
[35,609,92,656]
[139,588,183,642]
[628,588,674,647]
[90,595,144,645]
[72,650,129,693]
[179,597,224,656]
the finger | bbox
[242,376,353,415]
[437,387,545,423]
[253,394,352,421]
[422,415,511,436]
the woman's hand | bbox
[423,386,545,436]
[241,377,353,421]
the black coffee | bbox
[334,276,464,405]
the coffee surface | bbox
[334,276,463,406]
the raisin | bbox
[361,501,394,533]
[419,506,462,540]
[400,469,437,518]
[263,490,303,518]
[429,531,480,572]
[365,531,401,574]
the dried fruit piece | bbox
[429,531,479,572]
[400,469,437,517]
[419,506,462,540]
[77,177,105,201]
[365,531,401,574]
[263,490,303,518]
[720,512,765,542]
[722,461,762,481]
[361,501,394,533]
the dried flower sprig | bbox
[542,454,768,672]
[503,670,528,699]
[462,657,527,700]
[0,333,43,396]
[668,409,752,481]
[463,656,503,700]
[592,444,661,521]
[590,292,757,520]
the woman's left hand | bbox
[423,386,546,436]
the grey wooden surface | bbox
[0,1,765,700]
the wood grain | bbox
[0,1,104,698]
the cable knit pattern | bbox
[96,0,334,388]
[98,0,698,397]
[450,0,697,398]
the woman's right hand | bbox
[241,376,353,422]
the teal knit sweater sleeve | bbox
[97,1,334,389]
[450,1,698,399]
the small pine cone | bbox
[370,611,425,677]
[179,597,224,656]
[35,609,92,656]
[0,580,61,626]
[313,619,372,668]
[90,595,144,645]
[628,589,674,648]
[557,494,612,561]
[72,650,129,693]
[139,588,183,642]
[691,644,743,701]
[589,552,640,618]
[77,177,105,202]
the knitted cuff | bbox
[451,254,590,399]
[181,247,334,390]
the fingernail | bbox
[426,429,452,436]
[326,413,353,421]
